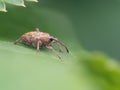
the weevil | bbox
[14,28,69,59]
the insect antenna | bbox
[52,38,69,53]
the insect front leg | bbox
[49,40,64,53]
[57,43,64,52]
[46,45,62,60]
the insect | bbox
[14,28,69,59]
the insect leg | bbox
[51,38,69,53]
[36,40,42,51]
[14,36,23,44]
[46,45,62,60]
[49,40,64,52]
[56,42,64,52]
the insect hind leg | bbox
[14,36,23,44]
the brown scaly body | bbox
[14,28,69,59]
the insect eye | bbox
[49,38,54,42]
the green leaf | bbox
[0,0,7,12]
[25,0,38,2]
[4,0,25,7]
[0,0,39,12]
[80,53,120,90]
[0,40,89,90]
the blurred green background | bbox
[42,0,120,60]
[1,0,120,59]
[0,0,120,90]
